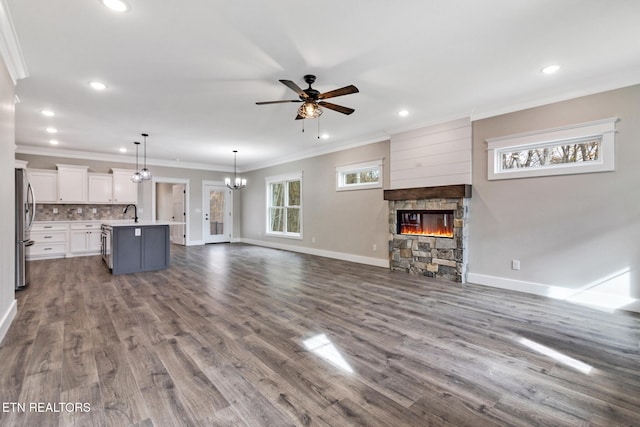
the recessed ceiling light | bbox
[101,0,129,12]
[46,127,57,133]
[89,81,107,90]
[49,140,59,145]
[321,134,329,140]
[41,110,55,117]
[398,110,409,117]
[119,147,127,153]
[541,64,560,75]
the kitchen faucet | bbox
[123,204,138,223]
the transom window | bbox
[336,159,383,191]
[266,172,302,238]
[486,118,617,180]
[499,136,600,170]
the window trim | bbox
[335,159,383,191]
[486,117,617,180]
[265,171,303,239]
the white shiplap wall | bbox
[390,117,472,189]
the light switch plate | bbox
[135,228,141,236]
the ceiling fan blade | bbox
[318,85,359,100]
[256,100,302,105]
[295,113,304,120]
[279,80,308,99]
[318,101,355,115]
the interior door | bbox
[171,184,186,245]
[203,184,232,243]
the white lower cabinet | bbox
[28,223,68,259]
[69,223,102,255]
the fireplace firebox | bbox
[397,210,454,238]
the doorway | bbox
[202,182,232,243]
[153,178,189,245]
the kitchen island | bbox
[101,221,172,275]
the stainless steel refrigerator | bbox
[15,168,35,290]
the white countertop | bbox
[34,220,184,226]
[101,220,184,227]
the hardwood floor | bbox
[1,243,639,426]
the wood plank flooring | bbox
[1,243,639,426]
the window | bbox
[266,172,302,238]
[336,159,383,191]
[486,118,617,180]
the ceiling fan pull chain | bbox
[317,116,320,139]
[302,118,305,133]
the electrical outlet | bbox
[92,208,97,214]
[52,208,58,214]
[512,259,521,270]
[373,243,377,251]
[77,208,82,214]
[312,237,316,243]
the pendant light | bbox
[131,141,142,183]
[140,133,152,180]
[225,150,246,190]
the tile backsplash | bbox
[35,204,137,221]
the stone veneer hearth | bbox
[384,185,470,283]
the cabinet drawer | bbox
[31,231,67,243]
[32,223,68,232]
[70,223,101,231]
[28,242,66,257]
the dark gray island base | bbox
[103,223,170,275]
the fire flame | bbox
[399,224,453,238]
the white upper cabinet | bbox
[111,169,138,204]
[56,164,89,203]
[88,173,113,203]
[28,169,58,203]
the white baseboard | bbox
[0,299,17,344]
[467,272,640,314]
[186,240,204,246]
[240,238,390,268]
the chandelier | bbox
[131,141,142,183]
[225,150,246,190]
[140,133,151,180]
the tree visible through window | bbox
[267,173,302,237]
[336,159,383,191]
[486,118,616,180]
[500,137,600,170]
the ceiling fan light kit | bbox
[298,101,322,119]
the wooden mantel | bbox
[383,184,472,201]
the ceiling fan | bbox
[256,75,359,120]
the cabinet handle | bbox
[44,226,53,229]
[44,236,52,239]
[44,247,52,251]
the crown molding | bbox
[0,0,28,84]
[15,144,233,172]
[242,133,391,172]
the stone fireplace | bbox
[384,185,471,283]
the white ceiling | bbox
[7,0,640,172]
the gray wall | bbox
[468,84,640,298]
[241,141,390,264]
[0,56,16,342]
[14,154,241,243]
